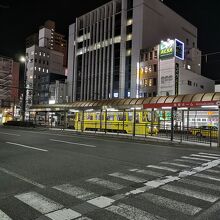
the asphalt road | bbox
[1,126,220,220]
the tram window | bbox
[107,114,114,121]
[96,114,104,120]
[117,113,125,121]
[128,112,133,121]
[135,113,140,123]
[86,114,93,120]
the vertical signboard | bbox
[175,39,185,60]
[175,63,179,95]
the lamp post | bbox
[19,56,27,122]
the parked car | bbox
[191,126,218,138]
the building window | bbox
[150,52,153,60]
[186,38,189,45]
[200,85,204,89]
[188,80,192,86]
[153,64,157,72]
[154,51,157,59]
[153,78,157,86]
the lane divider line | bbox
[0,132,20,137]
[0,167,45,189]
[6,142,48,152]
[50,139,96,148]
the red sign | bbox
[143,100,220,109]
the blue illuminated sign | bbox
[175,39,185,60]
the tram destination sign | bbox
[143,100,220,109]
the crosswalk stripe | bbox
[161,185,219,203]
[87,196,115,208]
[191,154,220,160]
[181,156,211,162]
[147,165,177,172]
[199,152,220,157]
[45,208,81,220]
[180,179,220,192]
[141,192,202,216]
[161,162,190,168]
[106,203,165,220]
[86,178,124,190]
[174,159,202,165]
[0,210,12,220]
[15,191,63,214]
[194,173,220,182]
[53,184,97,201]
[129,169,163,177]
[109,172,146,183]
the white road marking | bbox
[86,178,124,190]
[194,173,220,182]
[129,169,163,177]
[0,132,20,137]
[191,154,220,160]
[87,196,115,208]
[144,176,180,188]
[180,179,220,192]
[15,191,63,214]
[147,165,178,172]
[161,185,219,203]
[161,161,190,168]
[109,172,146,183]
[199,152,220,157]
[45,208,81,220]
[205,169,220,174]
[174,158,201,165]
[181,156,210,162]
[0,167,45,189]
[53,184,97,201]
[6,142,48,152]
[126,158,220,196]
[0,210,12,220]
[106,203,165,220]
[141,192,202,216]
[50,139,96,148]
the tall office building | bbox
[26,20,67,67]
[67,0,201,101]
[0,56,20,106]
[25,20,66,112]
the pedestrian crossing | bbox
[2,151,220,220]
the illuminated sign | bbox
[175,39,184,60]
[159,40,175,59]
[159,39,185,60]
[175,63,179,95]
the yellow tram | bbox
[68,111,159,135]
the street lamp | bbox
[19,56,27,122]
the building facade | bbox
[139,39,214,97]
[25,45,65,109]
[0,56,20,105]
[49,80,67,104]
[68,0,200,101]
[26,20,67,67]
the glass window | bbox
[128,112,133,121]
[107,114,114,121]
[154,51,157,59]
[153,64,157,72]
[188,80,192,86]
[150,52,153,60]
[117,113,126,121]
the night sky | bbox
[0,0,219,80]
